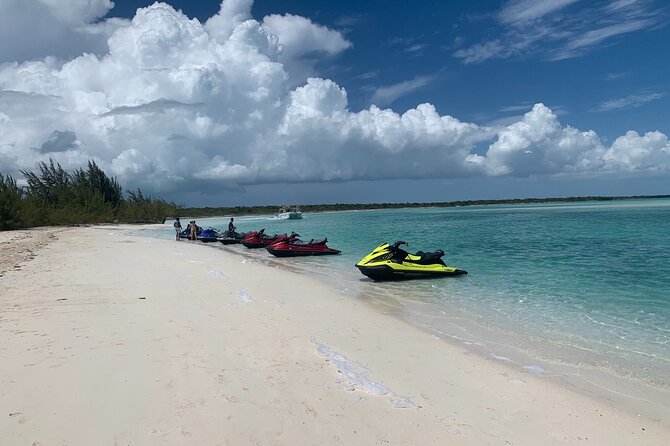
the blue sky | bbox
[0,0,668,205]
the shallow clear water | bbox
[150,199,670,390]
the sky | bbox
[0,0,668,206]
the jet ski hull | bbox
[356,264,467,281]
[266,237,340,257]
[197,236,219,243]
[242,240,273,249]
[219,237,242,245]
[267,246,341,257]
[218,230,247,245]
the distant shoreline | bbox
[179,194,670,218]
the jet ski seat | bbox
[414,250,446,265]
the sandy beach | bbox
[1,226,668,445]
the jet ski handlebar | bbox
[391,241,408,249]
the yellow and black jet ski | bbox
[356,241,467,281]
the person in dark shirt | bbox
[173,217,182,241]
[228,217,236,232]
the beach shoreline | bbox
[1,225,668,445]
[146,221,670,420]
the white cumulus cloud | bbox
[0,0,127,64]
[603,130,670,173]
[39,0,115,24]
[0,0,668,199]
[262,13,352,59]
[479,104,670,177]
[261,12,352,85]
[205,0,253,42]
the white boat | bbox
[276,205,303,220]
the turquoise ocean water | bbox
[148,199,670,408]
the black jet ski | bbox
[218,229,247,245]
[355,241,467,281]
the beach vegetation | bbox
[0,159,176,230]
[0,173,24,230]
[117,189,176,224]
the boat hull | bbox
[276,212,302,220]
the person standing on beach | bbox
[184,221,192,239]
[173,217,182,241]
[190,220,198,240]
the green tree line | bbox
[1,159,176,230]
[178,194,670,218]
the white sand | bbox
[1,226,668,445]
[0,227,64,276]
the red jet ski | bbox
[266,237,341,257]
[241,229,299,249]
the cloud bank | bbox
[0,0,127,64]
[0,0,668,197]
